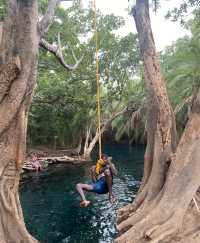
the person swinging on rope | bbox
[76,154,117,207]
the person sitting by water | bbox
[76,154,117,207]
[31,153,42,172]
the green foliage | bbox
[160,11,200,133]
[166,0,200,24]
[0,0,6,21]
[28,0,140,147]
[28,0,200,147]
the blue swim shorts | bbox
[91,176,108,194]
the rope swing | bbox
[93,0,102,159]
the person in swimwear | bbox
[31,153,42,172]
[76,154,117,207]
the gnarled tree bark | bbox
[117,0,177,226]
[116,90,200,243]
[0,0,79,242]
[116,0,200,242]
[0,1,39,242]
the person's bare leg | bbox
[105,170,116,203]
[76,183,93,207]
[90,165,97,182]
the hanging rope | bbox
[93,0,102,159]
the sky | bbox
[62,0,190,51]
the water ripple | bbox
[20,144,144,243]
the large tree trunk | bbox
[0,1,81,241]
[116,90,200,243]
[117,0,177,226]
[116,0,200,243]
[0,1,38,242]
[115,0,200,242]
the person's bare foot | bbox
[109,195,117,204]
[80,200,91,208]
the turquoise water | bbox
[20,144,144,243]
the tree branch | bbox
[104,107,128,129]
[39,0,61,36]
[39,33,83,70]
[84,107,129,157]
[39,0,73,36]
[95,106,130,140]
[174,96,193,115]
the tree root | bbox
[117,191,162,235]
[145,213,182,242]
[147,228,175,243]
[117,204,149,234]
[117,204,135,225]
[0,159,38,242]
[115,206,184,243]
